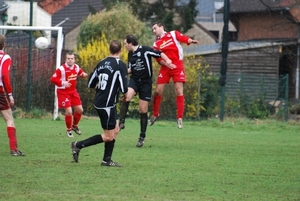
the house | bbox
[185,0,300,101]
[50,0,104,50]
[1,0,52,37]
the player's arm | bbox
[50,69,63,86]
[174,30,199,45]
[78,68,88,78]
[128,63,132,74]
[119,62,128,94]
[87,69,99,89]
[1,59,13,95]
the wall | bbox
[235,13,298,41]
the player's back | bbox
[88,56,127,108]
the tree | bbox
[102,0,198,33]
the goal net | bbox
[0,26,63,119]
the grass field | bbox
[0,117,299,201]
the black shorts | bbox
[95,106,117,130]
[128,78,152,101]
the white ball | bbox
[35,37,49,49]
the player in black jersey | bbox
[70,40,128,167]
[119,35,172,147]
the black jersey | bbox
[128,45,162,80]
[87,57,128,108]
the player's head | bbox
[0,34,6,50]
[65,52,75,66]
[110,40,122,55]
[152,22,165,37]
[124,35,138,52]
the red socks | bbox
[152,95,162,117]
[73,112,82,127]
[176,95,184,119]
[65,114,73,131]
[7,126,17,150]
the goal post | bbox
[0,25,63,120]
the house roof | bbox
[183,39,297,56]
[51,0,104,34]
[229,0,298,13]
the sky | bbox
[180,0,223,22]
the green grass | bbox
[0,117,300,201]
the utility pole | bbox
[26,0,33,111]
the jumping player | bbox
[149,22,199,129]
[119,34,172,147]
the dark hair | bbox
[152,21,165,30]
[110,40,122,54]
[0,34,5,50]
[66,51,75,57]
[125,35,139,46]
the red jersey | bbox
[50,63,85,92]
[0,50,12,94]
[153,30,190,65]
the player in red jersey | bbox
[150,22,199,129]
[50,52,88,137]
[0,34,25,156]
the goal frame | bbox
[0,25,63,120]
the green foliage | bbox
[77,3,153,49]
[245,97,270,119]
[102,0,198,33]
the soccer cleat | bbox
[101,160,122,167]
[177,118,183,129]
[66,131,74,138]
[71,142,80,163]
[149,115,159,126]
[10,149,25,156]
[72,125,82,135]
[136,137,145,147]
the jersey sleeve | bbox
[119,61,128,94]
[50,68,63,87]
[174,30,190,45]
[152,43,164,63]
[1,57,12,94]
[87,67,99,89]
[145,46,162,58]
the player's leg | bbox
[64,107,74,137]
[57,92,74,137]
[119,87,136,130]
[71,92,83,135]
[1,108,25,156]
[150,68,170,125]
[172,66,186,129]
[136,100,148,147]
[101,107,122,167]
[174,82,184,128]
[136,80,151,147]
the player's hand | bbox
[8,95,14,107]
[80,72,88,78]
[167,63,176,70]
[189,39,199,44]
[166,59,172,66]
[63,81,72,88]
[121,93,127,102]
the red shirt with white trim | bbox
[50,63,85,92]
[153,30,190,65]
[0,50,12,94]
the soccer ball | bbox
[35,37,49,49]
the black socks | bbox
[76,134,103,148]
